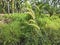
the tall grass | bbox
[0,13,60,45]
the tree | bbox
[11,0,14,13]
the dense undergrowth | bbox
[0,13,60,45]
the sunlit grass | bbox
[0,13,60,45]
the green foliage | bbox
[0,0,60,15]
[0,13,60,45]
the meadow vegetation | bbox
[0,13,60,45]
[0,0,60,45]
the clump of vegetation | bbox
[0,0,60,45]
[0,13,60,45]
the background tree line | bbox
[0,0,60,15]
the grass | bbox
[0,13,60,45]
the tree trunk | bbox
[11,0,14,13]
